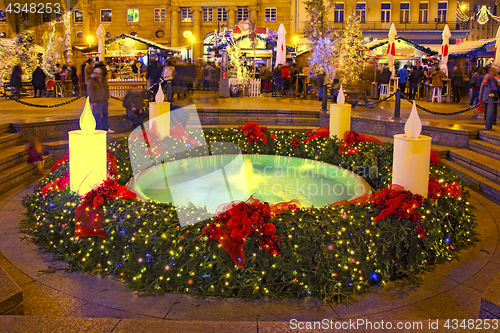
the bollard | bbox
[485,94,495,130]
[166,80,172,102]
[393,89,401,120]
[322,84,327,111]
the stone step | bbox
[191,116,318,127]
[0,123,15,135]
[479,130,500,146]
[195,109,321,118]
[0,266,23,315]
[0,133,22,150]
[468,140,500,161]
[448,149,500,185]
[0,155,53,195]
[192,124,316,132]
[442,160,500,205]
[0,145,29,173]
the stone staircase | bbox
[0,123,53,196]
[443,130,500,204]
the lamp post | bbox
[292,36,299,58]
[189,35,196,63]
[86,35,94,48]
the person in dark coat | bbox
[31,66,46,98]
[146,59,162,96]
[123,88,147,128]
[451,65,464,103]
[408,66,422,100]
[70,62,79,95]
[87,68,111,132]
[379,66,392,85]
[10,64,22,99]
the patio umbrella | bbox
[440,24,451,76]
[275,23,287,66]
[96,24,106,62]
[387,24,397,75]
[494,25,500,69]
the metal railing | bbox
[329,20,463,31]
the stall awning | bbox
[364,37,438,55]
[421,38,496,56]
[106,34,182,54]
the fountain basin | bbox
[128,154,371,213]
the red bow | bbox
[239,122,268,145]
[444,182,463,199]
[339,131,384,155]
[170,123,206,147]
[302,126,329,143]
[41,175,70,197]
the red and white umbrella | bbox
[494,25,500,69]
[440,25,451,76]
[387,23,397,75]
[275,23,287,66]
[96,24,106,61]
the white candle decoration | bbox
[405,101,422,139]
[329,84,351,139]
[392,102,432,197]
[149,88,170,137]
[69,97,107,196]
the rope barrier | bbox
[400,94,484,116]
[1,92,83,108]
[347,92,397,107]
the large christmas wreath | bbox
[21,125,477,303]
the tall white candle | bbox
[69,97,107,196]
[149,87,170,137]
[392,102,432,197]
[330,85,351,139]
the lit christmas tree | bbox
[333,15,366,85]
[303,0,336,83]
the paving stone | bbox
[0,315,119,333]
[70,302,155,319]
[113,319,257,333]
[0,265,22,315]
[413,285,482,319]
[21,281,86,316]
[166,295,338,322]
[481,270,500,319]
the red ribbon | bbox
[239,122,268,145]
[170,122,206,147]
[339,131,384,155]
[301,126,329,143]
[50,154,69,172]
[270,199,301,215]
[41,175,70,197]
[444,182,463,199]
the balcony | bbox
[330,21,469,31]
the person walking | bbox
[397,65,409,94]
[479,67,499,130]
[31,66,46,98]
[469,67,485,107]
[87,68,112,132]
[273,64,283,95]
[408,66,422,100]
[70,62,79,95]
[430,64,446,101]
[84,59,94,96]
[123,88,147,128]
[10,64,22,99]
[450,65,464,103]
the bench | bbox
[3,81,34,98]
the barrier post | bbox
[322,84,327,111]
[393,89,401,120]
[485,94,496,130]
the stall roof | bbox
[421,38,496,56]
[76,34,182,54]
[0,38,44,53]
[364,37,438,55]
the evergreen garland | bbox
[21,129,477,304]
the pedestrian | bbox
[146,57,162,96]
[123,88,147,128]
[431,64,446,89]
[84,59,94,96]
[469,67,485,107]
[273,64,283,95]
[281,63,291,96]
[479,67,499,130]
[70,62,79,95]
[408,66,422,100]
[450,65,463,103]
[9,64,22,99]
[27,137,47,174]
[397,64,409,94]
[87,67,112,133]
[162,60,175,100]
[31,66,46,98]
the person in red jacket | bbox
[281,64,291,96]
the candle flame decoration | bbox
[155,86,164,104]
[337,84,345,106]
[405,101,422,139]
[80,97,96,133]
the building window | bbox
[419,2,429,23]
[217,8,227,22]
[127,9,139,23]
[154,8,166,23]
[181,8,193,23]
[381,3,391,23]
[356,3,366,23]
[400,3,409,23]
[334,3,345,23]
[237,7,248,22]
[42,12,51,23]
[265,8,277,21]
[203,8,213,22]
[438,2,447,22]
[74,10,83,23]
[100,9,112,23]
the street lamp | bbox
[459,3,467,12]
[86,35,94,48]
[292,36,299,58]
[189,35,196,62]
